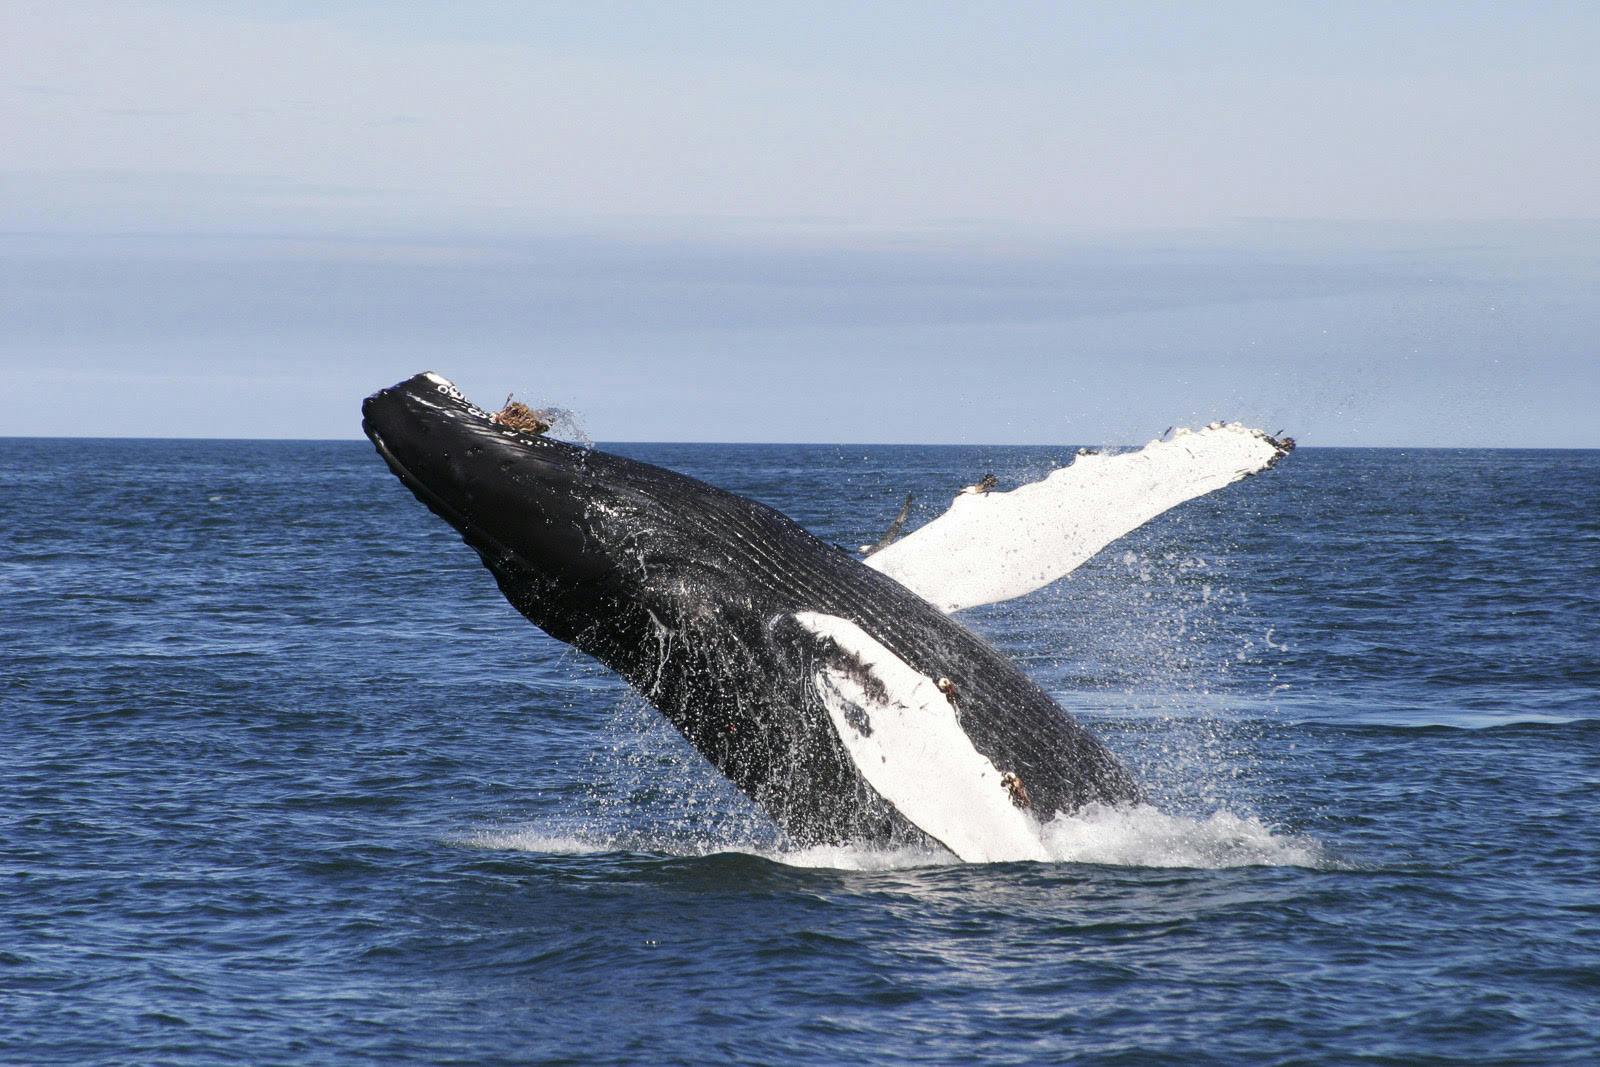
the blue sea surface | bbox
[3,439,1597,1064]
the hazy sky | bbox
[2,1,1596,444]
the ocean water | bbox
[3,438,1597,1065]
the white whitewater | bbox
[461,804,1326,871]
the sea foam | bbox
[460,802,1326,872]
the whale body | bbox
[362,372,1150,859]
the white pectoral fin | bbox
[794,611,1049,863]
[864,423,1293,613]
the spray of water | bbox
[455,450,1314,872]
[455,679,1325,872]
[536,407,593,450]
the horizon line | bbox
[4,434,1597,452]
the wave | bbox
[458,802,1328,872]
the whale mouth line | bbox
[364,423,454,522]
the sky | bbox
[2,0,1596,445]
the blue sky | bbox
[2,1,1596,444]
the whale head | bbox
[360,371,786,658]
[361,373,616,586]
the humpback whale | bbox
[362,372,1291,861]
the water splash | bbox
[1038,802,1325,869]
[459,802,1327,872]
[468,452,1315,876]
[537,407,593,449]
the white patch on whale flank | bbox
[793,611,1050,863]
